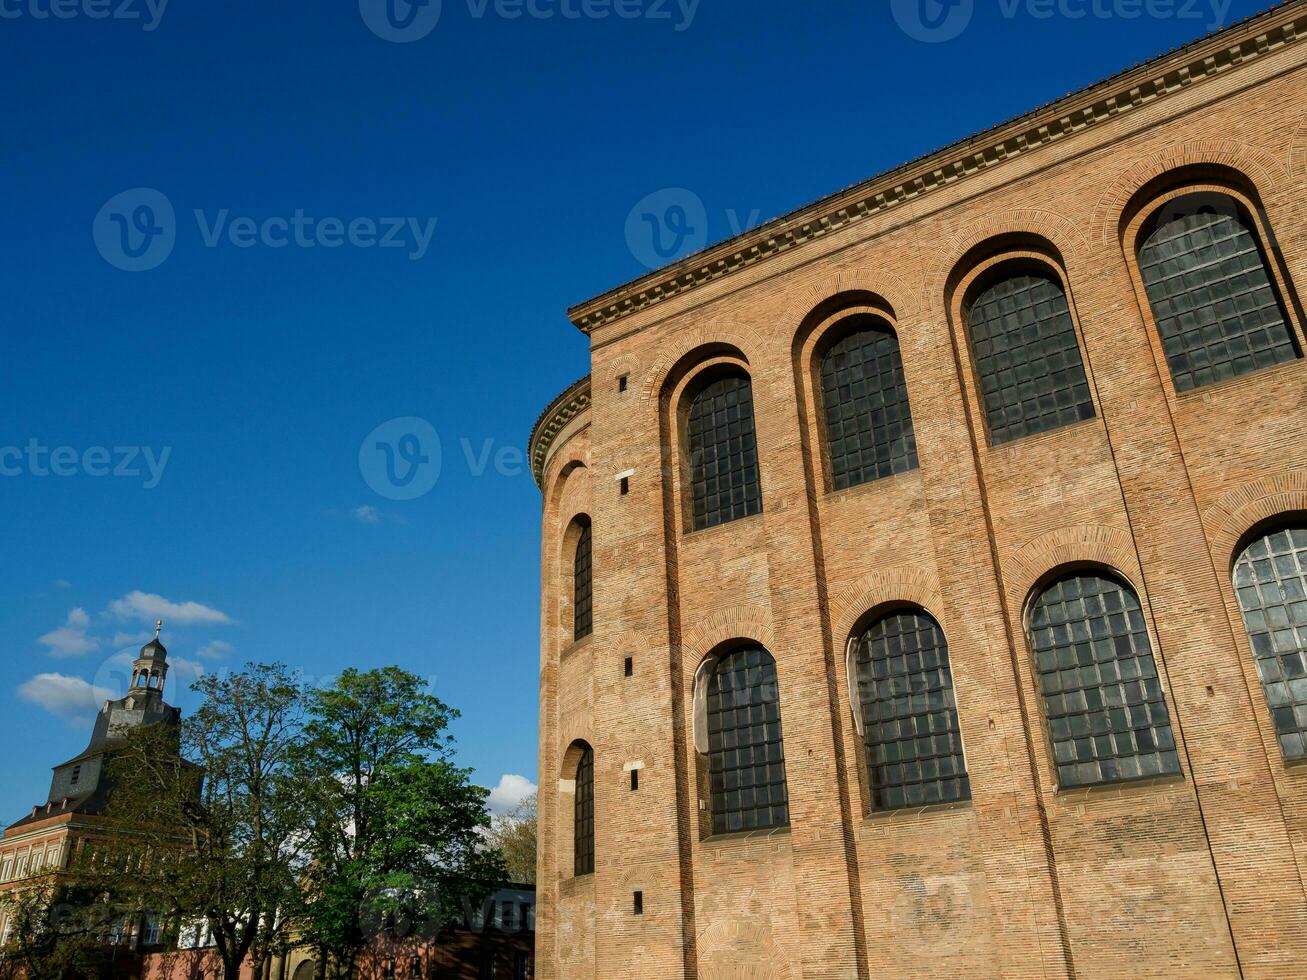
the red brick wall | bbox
[535,7,1307,978]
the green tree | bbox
[292,667,504,980]
[485,792,537,884]
[0,875,119,980]
[107,663,310,980]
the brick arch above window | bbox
[640,323,766,405]
[1090,141,1289,247]
[829,568,943,647]
[925,210,1089,317]
[777,270,917,334]
[1202,472,1307,570]
[1005,524,1143,612]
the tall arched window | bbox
[820,318,919,489]
[573,746,594,876]
[573,517,592,641]
[705,646,788,834]
[686,372,761,531]
[853,609,969,810]
[1029,572,1180,787]
[1138,192,1299,393]
[966,271,1095,445]
[1233,525,1307,760]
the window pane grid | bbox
[1234,526,1307,760]
[707,646,789,834]
[573,748,594,876]
[687,375,762,531]
[1139,196,1298,392]
[573,521,592,641]
[855,611,970,810]
[967,273,1095,445]
[1029,573,1181,788]
[821,323,919,490]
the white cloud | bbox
[53,579,73,590]
[354,505,381,525]
[38,608,99,658]
[19,673,112,721]
[195,640,233,660]
[107,591,232,626]
[486,774,537,816]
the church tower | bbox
[7,621,181,829]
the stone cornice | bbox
[529,375,591,487]
[567,1,1307,335]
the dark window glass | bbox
[706,646,789,834]
[1234,526,1307,760]
[1029,573,1181,788]
[854,610,970,810]
[967,272,1095,445]
[515,952,529,980]
[820,320,919,490]
[573,519,592,641]
[686,374,761,530]
[1138,193,1298,392]
[573,747,594,876]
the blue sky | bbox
[0,0,1266,820]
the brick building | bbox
[528,4,1307,976]
[0,624,180,969]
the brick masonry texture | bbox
[531,5,1307,976]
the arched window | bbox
[573,517,592,641]
[819,318,919,489]
[966,271,1095,445]
[573,746,594,876]
[853,609,969,810]
[1029,572,1180,787]
[705,646,788,834]
[1138,192,1299,393]
[686,373,761,531]
[1233,525,1307,760]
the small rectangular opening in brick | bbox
[630,769,639,791]
[633,890,643,915]
[618,374,629,393]
[624,656,633,677]
[620,476,630,496]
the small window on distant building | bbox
[1233,525,1307,759]
[573,517,593,641]
[966,270,1095,444]
[573,746,595,876]
[685,372,762,530]
[1138,192,1300,392]
[704,646,789,834]
[70,766,81,785]
[853,609,970,810]
[1029,571,1181,787]
[820,317,919,489]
